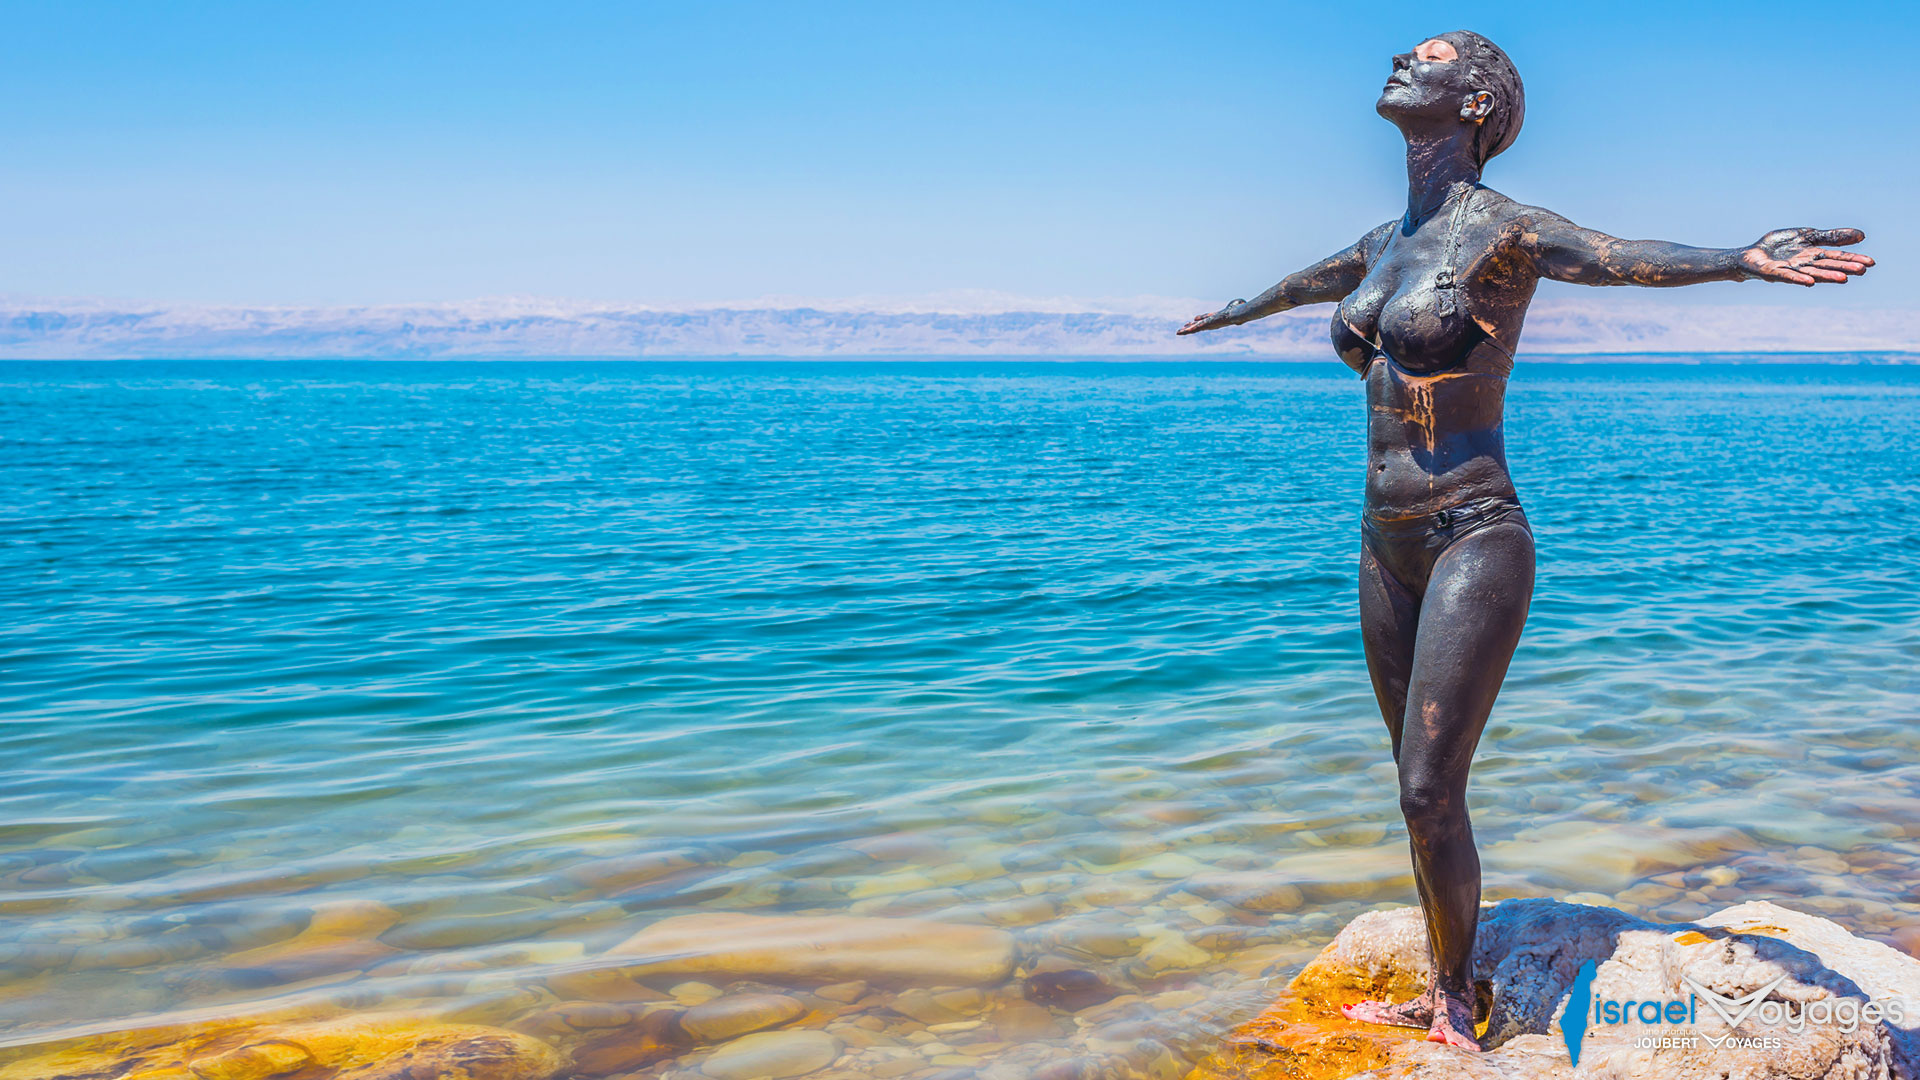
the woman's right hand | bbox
[1737,228,1874,286]
[1176,299,1247,335]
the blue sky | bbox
[0,1,1909,308]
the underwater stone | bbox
[989,1001,1064,1041]
[1136,932,1211,974]
[699,1030,841,1080]
[569,1007,690,1076]
[304,898,403,939]
[0,1012,564,1080]
[1024,969,1118,1012]
[561,850,697,892]
[670,980,725,1005]
[681,992,808,1042]
[541,966,668,1002]
[610,913,1016,987]
[815,980,869,1003]
[216,934,399,988]
[1188,873,1308,914]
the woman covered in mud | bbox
[1176,31,1872,1050]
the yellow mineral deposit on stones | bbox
[1184,945,1439,1080]
[0,1012,564,1080]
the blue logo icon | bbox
[1564,959,1597,1065]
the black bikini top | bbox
[1331,184,1515,379]
[1332,310,1515,379]
[1331,313,1377,376]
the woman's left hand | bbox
[1176,299,1249,336]
[1739,228,1875,286]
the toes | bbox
[1426,1022,1481,1050]
[1341,998,1436,1029]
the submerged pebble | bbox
[700,1030,841,1080]
[681,992,807,1041]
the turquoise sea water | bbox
[1,360,1916,1072]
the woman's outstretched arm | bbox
[1177,221,1394,335]
[1519,210,1874,288]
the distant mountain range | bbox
[0,293,1912,359]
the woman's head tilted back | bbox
[1376,31,1525,169]
[1447,31,1524,166]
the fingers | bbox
[1178,310,1230,335]
[1807,227,1866,247]
[1805,256,1871,275]
[1764,264,1818,286]
[1814,249,1875,268]
[1780,250,1866,283]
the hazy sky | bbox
[0,1,1910,308]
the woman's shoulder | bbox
[1467,187,1569,232]
[1464,188,1573,271]
[1358,218,1399,262]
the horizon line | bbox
[2,291,1914,319]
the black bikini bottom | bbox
[1361,494,1531,597]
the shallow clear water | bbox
[1,360,1915,1075]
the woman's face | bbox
[1376,35,1481,126]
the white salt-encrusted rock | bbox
[1194,898,1920,1080]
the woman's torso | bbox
[1333,187,1535,518]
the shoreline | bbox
[6,885,1918,1080]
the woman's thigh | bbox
[1398,521,1535,795]
[1359,542,1421,759]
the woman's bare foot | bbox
[1424,992,1480,1051]
[1340,991,1434,1029]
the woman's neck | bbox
[1403,133,1482,224]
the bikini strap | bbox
[1434,183,1475,320]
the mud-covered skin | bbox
[1338,987,1478,1049]
[1174,29,1873,1052]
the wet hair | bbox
[1444,31,1524,167]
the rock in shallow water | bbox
[304,898,403,939]
[1188,898,1920,1080]
[681,992,808,1041]
[609,912,1016,986]
[569,1007,691,1076]
[207,901,403,989]
[1188,873,1307,915]
[1137,931,1211,974]
[699,1029,841,1080]
[1025,969,1119,1012]
[0,1012,563,1080]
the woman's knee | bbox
[1398,774,1468,833]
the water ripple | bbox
[0,360,1915,1065]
